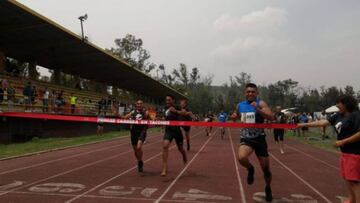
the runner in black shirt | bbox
[179,99,193,151]
[122,100,149,173]
[274,106,286,154]
[298,95,360,203]
[161,95,192,176]
[205,111,215,136]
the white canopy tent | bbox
[281,107,297,115]
[325,103,360,113]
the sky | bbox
[18,0,360,90]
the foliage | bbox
[106,34,154,74]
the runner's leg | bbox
[161,139,171,176]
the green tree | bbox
[107,34,154,74]
[320,86,342,108]
[344,85,355,97]
[172,63,189,89]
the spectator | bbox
[7,83,15,111]
[307,112,313,122]
[23,82,33,112]
[98,97,106,115]
[0,84,3,112]
[31,86,38,105]
[50,90,56,113]
[42,87,50,113]
[55,92,65,114]
[299,112,309,137]
[1,79,8,89]
[75,82,82,90]
[291,113,301,136]
[319,110,328,139]
[69,93,78,114]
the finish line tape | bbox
[1,112,296,129]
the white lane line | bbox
[284,144,339,170]
[269,152,332,203]
[228,129,247,203]
[3,190,213,202]
[154,130,216,203]
[0,133,162,175]
[65,130,204,203]
[0,138,164,197]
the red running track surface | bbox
[0,127,347,203]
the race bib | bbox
[241,112,255,124]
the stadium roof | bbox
[0,0,185,100]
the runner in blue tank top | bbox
[218,110,228,139]
[231,83,275,202]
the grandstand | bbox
[0,0,184,143]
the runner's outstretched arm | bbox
[298,120,330,128]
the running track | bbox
[0,128,347,203]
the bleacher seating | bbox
[0,73,132,115]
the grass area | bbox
[285,128,340,153]
[0,128,162,159]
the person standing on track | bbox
[179,99,193,151]
[231,83,275,202]
[274,106,286,154]
[161,95,191,176]
[122,100,149,173]
[298,95,360,203]
[205,111,215,136]
[218,110,228,139]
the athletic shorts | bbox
[340,153,360,182]
[131,130,147,146]
[240,136,269,157]
[273,129,284,142]
[181,126,191,132]
[164,130,183,146]
[97,123,104,127]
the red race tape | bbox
[0,112,296,129]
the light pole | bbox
[78,14,88,41]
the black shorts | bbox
[240,136,269,157]
[181,126,191,132]
[97,122,104,127]
[273,129,284,142]
[164,130,183,146]
[131,130,147,146]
